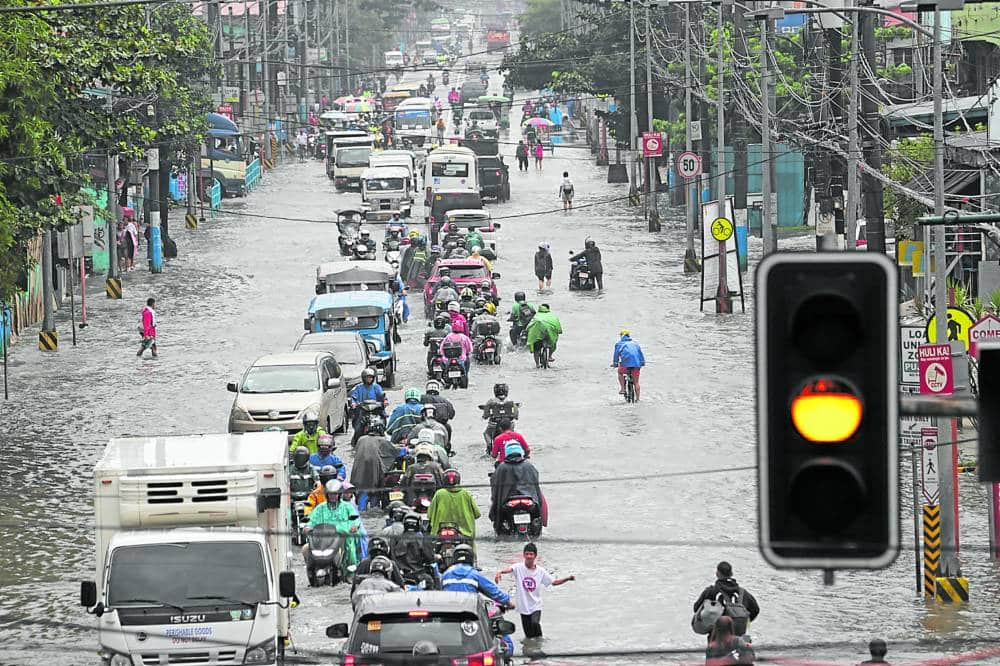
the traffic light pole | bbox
[715,0,731,313]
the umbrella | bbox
[344,101,373,113]
[478,95,510,103]
[523,117,554,128]
[334,95,356,106]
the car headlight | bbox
[243,639,277,664]
[102,653,134,666]
[232,405,252,421]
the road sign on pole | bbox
[918,344,953,395]
[970,314,1000,358]
[642,131,663,157]
[677,150,702,179]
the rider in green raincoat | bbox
[305,481,364,576]
[464,229,485,253]
[525,304,562,358]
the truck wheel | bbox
[384,366,395,389]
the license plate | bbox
[389,490,404,501]
[316,568,328,577]
[449,370,462,378]
[579,272,589,279]
[513,513,531,524]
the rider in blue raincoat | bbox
[387,387,425,443]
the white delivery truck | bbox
[80,433,296,666]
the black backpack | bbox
[717,588,750,635]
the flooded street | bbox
[3,72,1000,665]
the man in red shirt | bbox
[491,419,529,462]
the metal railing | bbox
[210,181,221,217]
[246,158,261,192]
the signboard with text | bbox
[899,325,925,386]
[918,343,953,395]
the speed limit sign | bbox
[677,151,702,179]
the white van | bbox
[464,104,499,134]
[384,50,404,68]
[361,166,413,220]
[394,97,435,148]
[370,150,416,191]
[332,136,374,190]
[423,145,478,203]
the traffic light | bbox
[978,343,1000,482]
[756,253,899,570]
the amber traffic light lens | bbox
[791,378,863,443]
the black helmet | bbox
[292,446,310,468]
[443,468,461,487]
[434,314,449,330]
[514,291,526,303]
[318,464,338,485]
[390,502,409,523]
[403,511,422,532]
[452,544,475,565]
[493,383,508,400]
[369,536,391,558]
[370,556,393,577]
[585,239,596,249]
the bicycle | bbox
[533,340,551,369]
[613,364,637,403]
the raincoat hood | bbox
[537,304,550,313]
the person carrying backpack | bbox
[692,561,759,637]
[559,172,574,211]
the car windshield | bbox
[319,316,381,331]
[395,110,432,128]
[241,364,318,393]
[366,177,406,192]
[337,147,371,167]
[432,162,470,178]
[469,111,494,120]
[349,613,488,655]
[108,542,268,608]
[433,194,482,214]
[441,266,487,280]
[296,339,365,364]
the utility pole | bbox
[845,9,860,250]
[715,0,732,313]
[645,2,659,231]
[105,91,121,298]
[759,12,776,256]
[147,104,163,273]
[344,0,351,93]
[335,0,342,94]
[859,1,886,253]
[732,2,748,259]
[932,5,960,579]
[40,230,56,351]
[261,0,272,165]
[683,2,700,271]
[628,0,639,206]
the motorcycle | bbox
[338,223,360,256]
[472,319,502,365]
[568,251,596,291]
[384,237,403,268]
[434,522,463,569]
[382,456,410,508]
[426,335,445,378]
[480,401,519,451]
[305,524,347,586]
[289,473,314,546]
[355,400,385,439]
[442,71,450,86]
[440,341,468,389]
[496,496,543,537]
[407,472,439,516]
[352,241,376,261]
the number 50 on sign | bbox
[677,150,702,179]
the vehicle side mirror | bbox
[493,222,501,229]
[304,318,312,331]
[227,381,239,393]
[326,377,338,389]
[493,619,516,636]
[279,571,296,598]
[80,581,97,607]
[326,622,350,639]
[492,272,501,279]
[365,341,377,354]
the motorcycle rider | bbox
[526,303,562,365]
[471,303,501,354]
[309,434,346,478]
[464,228,485,254]
[490,443,544,533]
[429,469,481,540]
[303,480,364,578]
[290,411,326,454]
[469,246,493,273]
[441,545,512,606]
[356,229,377,257]
[491,419,530,463]
[508,292,536,346]
[481,383,520,424]
[349,368,388,444]
[351,556,401,608]
[612,329,646,401]
[446,300,469,336]
[387,387,425,443]
[351,420,404,510]
[416,404,451,452]
[413,427,451,470]
[424,313,451,371]
[289,447,317,523]
[431,269,455,296]
[448,87,460,106]
[438,319,473,374]
[304,464,341,515]
[381,501,409,549]
[385,213,408,239]
[433,278,460,310]
[350,536,404,589]
[569,239,604,290]
[404,443,446,491]
[392,511,439,586]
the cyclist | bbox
[612,329,645,401]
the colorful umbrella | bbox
[334,95,356,106]
[523,117,554,128]
[344,101,373,113]
[478,95,510,103]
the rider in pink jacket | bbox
[438,330,473,372]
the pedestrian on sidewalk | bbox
[515,140,529,172]
[533,142,544,170]
[137,297,158,358]
[559,172,574,211]
[495,543,575,639]
[122,209,138,272]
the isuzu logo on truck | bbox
[171,614,207,624]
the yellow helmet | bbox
[409,230,421,239]
[484,302,497,315]
[619,329,631,337]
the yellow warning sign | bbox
[185,212,198,229]
[926,307,975,352]
[710,217,734,242]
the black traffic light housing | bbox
[978,343,1000,482]
[756,253,899,570]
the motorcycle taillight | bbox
[344,655,356,666]
[461,651,495,666]
[507,498,532,508]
